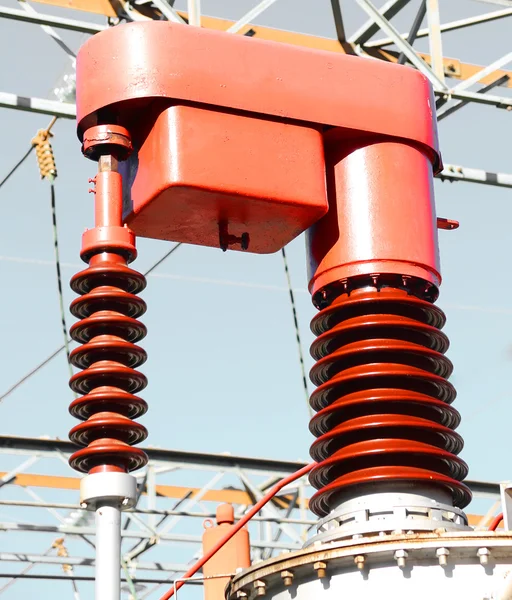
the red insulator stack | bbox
[306,140,471,518]
[307,279,470,517]
[68,125,148,476]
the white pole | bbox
[95,504,122,600]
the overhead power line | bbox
[281,247,312,418]
[0,146,34,190]
[49,182,74,383]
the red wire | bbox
[489,512,504,531]
[158,462,315,600]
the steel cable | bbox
[281,247,312,418]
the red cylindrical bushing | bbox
[307,140,441,298]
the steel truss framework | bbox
[0,0,511,188]
[0,435,504,598]
[0,1,511,598]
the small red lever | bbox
[437,217,459,230]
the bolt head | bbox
[254,581,266,597]
[436,548,449,567]
[80,502,87,509]
[122,498,130,506]
[394,549,408,569]
[281,571,293,587]
[313,561,327,579]
[477,547,491,565]
[354,555,365,570]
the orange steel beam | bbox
[27,1,512,88]
[31,0,118,16]
[0,471,303,507]
[370,47,512,89]
[0,472,489,525]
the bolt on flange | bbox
[394,549,408,569]
[313,561,327,579]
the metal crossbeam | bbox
[349,0,412,45]
[439,165,512,189]
[17,0,76,60]
[330,0,347,43]
[0,4,104,33]
[355,0,447,90]
[151,0,187,24]
[398,0,426,65]
[0,553,188,573]
[0,522,301,550]
[367,7,512,48]
[226,0,280,34]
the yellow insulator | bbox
[31,129,57,180]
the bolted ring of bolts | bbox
[232,543,501,599]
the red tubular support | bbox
[489,513,504,531]
[158,463,315,600]
[305,139,470,518]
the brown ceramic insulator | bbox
[308,283,471,518]
[68,248,149,474]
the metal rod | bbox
[398,0,426,64]
[151,0,187,24]
[349,0,412,45]
[434,87,512,108]
[17,0,75,60]
[438,164,512,188]
[0,92,76,118]
[0,573,202,585]
[354,0,447,90]
[226,0,280,34]
[0,553,189,573]
[0,522,301,549]
[475,0,512,6]
[0,4,105,33]
[187,0,201,26]
[450,51,512,93]
[330,0,346,43]
[366,7,512,48]
[426,0,444,83]
[95,504,121,600]
[0,499,316,524]
[0,455,39,487]
[437,75,510,120]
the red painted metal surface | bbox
[122,105,327,252]
[68,130,148,475]
[76,22,441,167]
[307,140,441,297]
[202,504,251,600]
[75,21,442,253]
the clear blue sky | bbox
[0,0,511,597]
